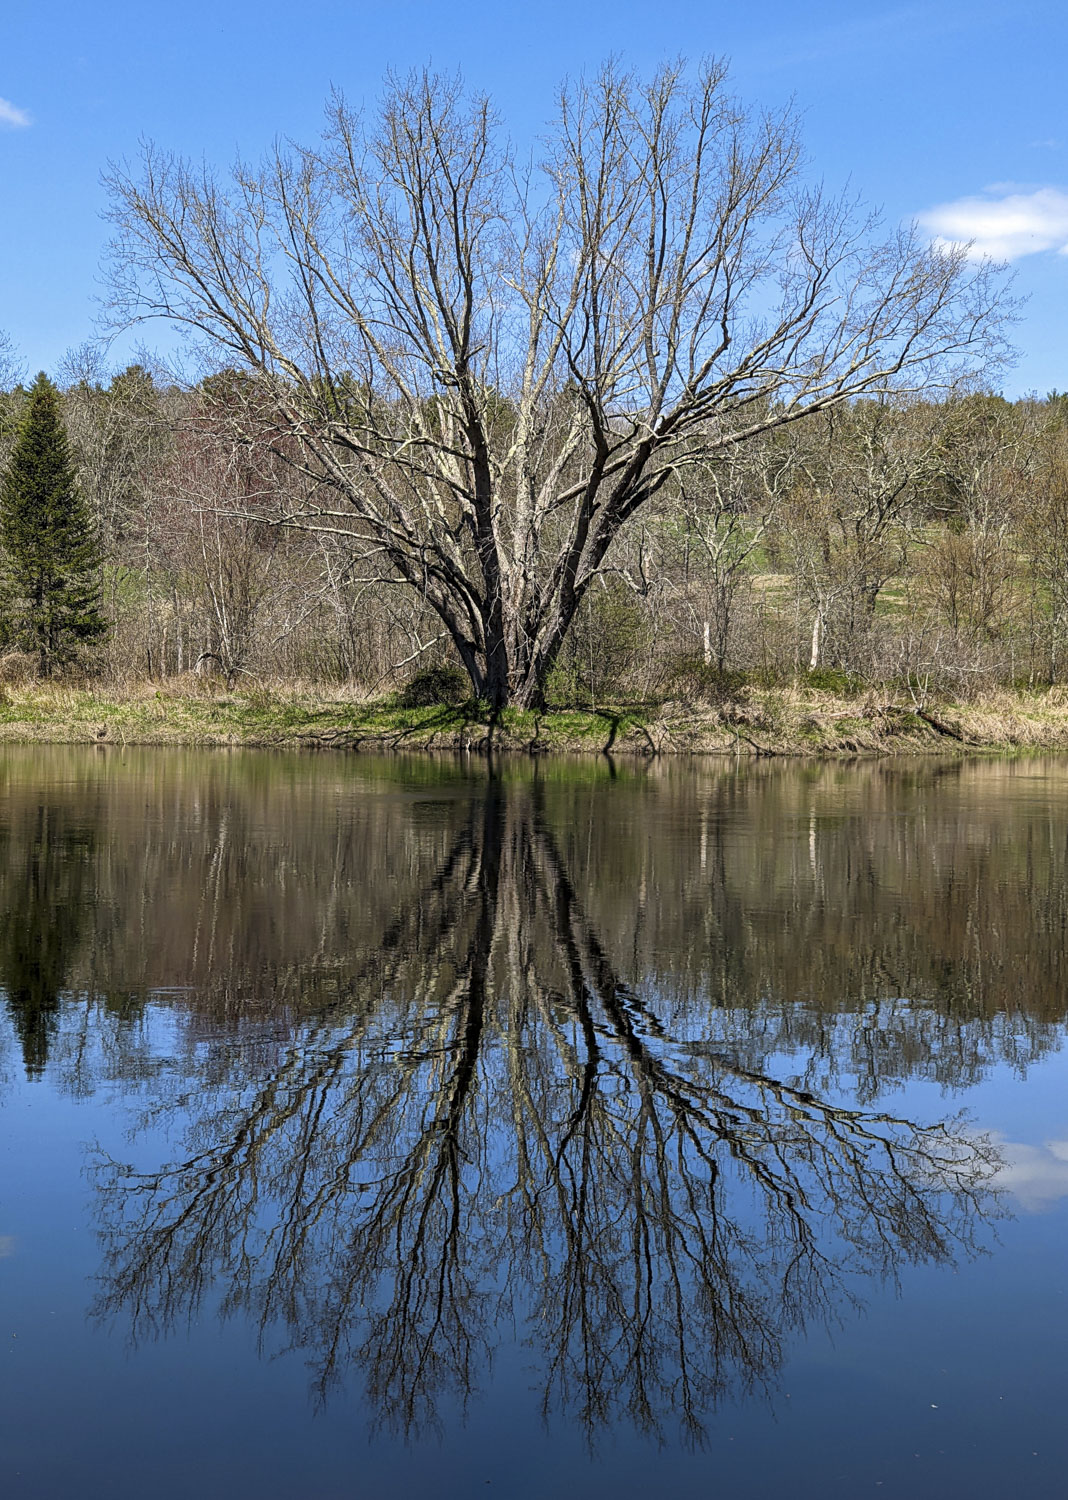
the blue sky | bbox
[1,0,1064,394]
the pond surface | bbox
[0,746,1066,1498]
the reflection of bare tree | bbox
[91,777,1000,1444]
[3,749,1066,1095]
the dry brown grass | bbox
[1,676,1068,756]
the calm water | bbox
[0,747,1066,1499]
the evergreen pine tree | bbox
[0,372,106,673]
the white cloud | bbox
[991,1136,1068,1213]
[917,186,1068,262]
[0,97,30,129]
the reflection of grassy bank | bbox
[6,679,1068,754]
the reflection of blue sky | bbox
[763,1025,1068,1215]
[1,993,1066,1492]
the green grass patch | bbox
[0,687,663,754]
[5,681,1068,758]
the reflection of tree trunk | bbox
[90,772,1001,1444]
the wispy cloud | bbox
[918,186,1068,262]
[0,97,30,129]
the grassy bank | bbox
[4,679,1068,756]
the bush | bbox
[664,655,749,705]
[553,580,651,703]
[804,666,864,696]
[397,662,471,707]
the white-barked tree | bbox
[105,62,1010,706]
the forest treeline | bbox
[2,366,1068,704]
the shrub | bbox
[665,655,749,705]
[804,666,864,696]
[397,663,471,707]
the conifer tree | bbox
[0,373,106,673]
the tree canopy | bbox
[105,62,1013,705]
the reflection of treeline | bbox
[0,748,1065,1088]
[0,791,98,1076]
[3,377,1068,698]
[89,770,1001,1441]
[549,757,1068,1092]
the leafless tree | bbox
[672,439,796,675]
[105,62,1011,705]
[0,329,21,387]
[0,330,25,461]
[86,777,1001,1442]
[1022,415,1068,681]
[774,400,941,672]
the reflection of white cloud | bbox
[0,1235,15,1258]
[992,1136,1068,1212]
[917,186,1068,262]
[0,98,30,129]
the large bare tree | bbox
[105,62,1010,706]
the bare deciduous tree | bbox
[104,62,1011,706]
[775,400,940,672]
[0,329,22,386]
[1022,415,1068,681]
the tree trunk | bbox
[809,612,822,671]
[442,587,579,711]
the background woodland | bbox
[2,364,1067,708]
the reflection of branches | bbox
[91,778,1002,1445]
[512,801,997,1439]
